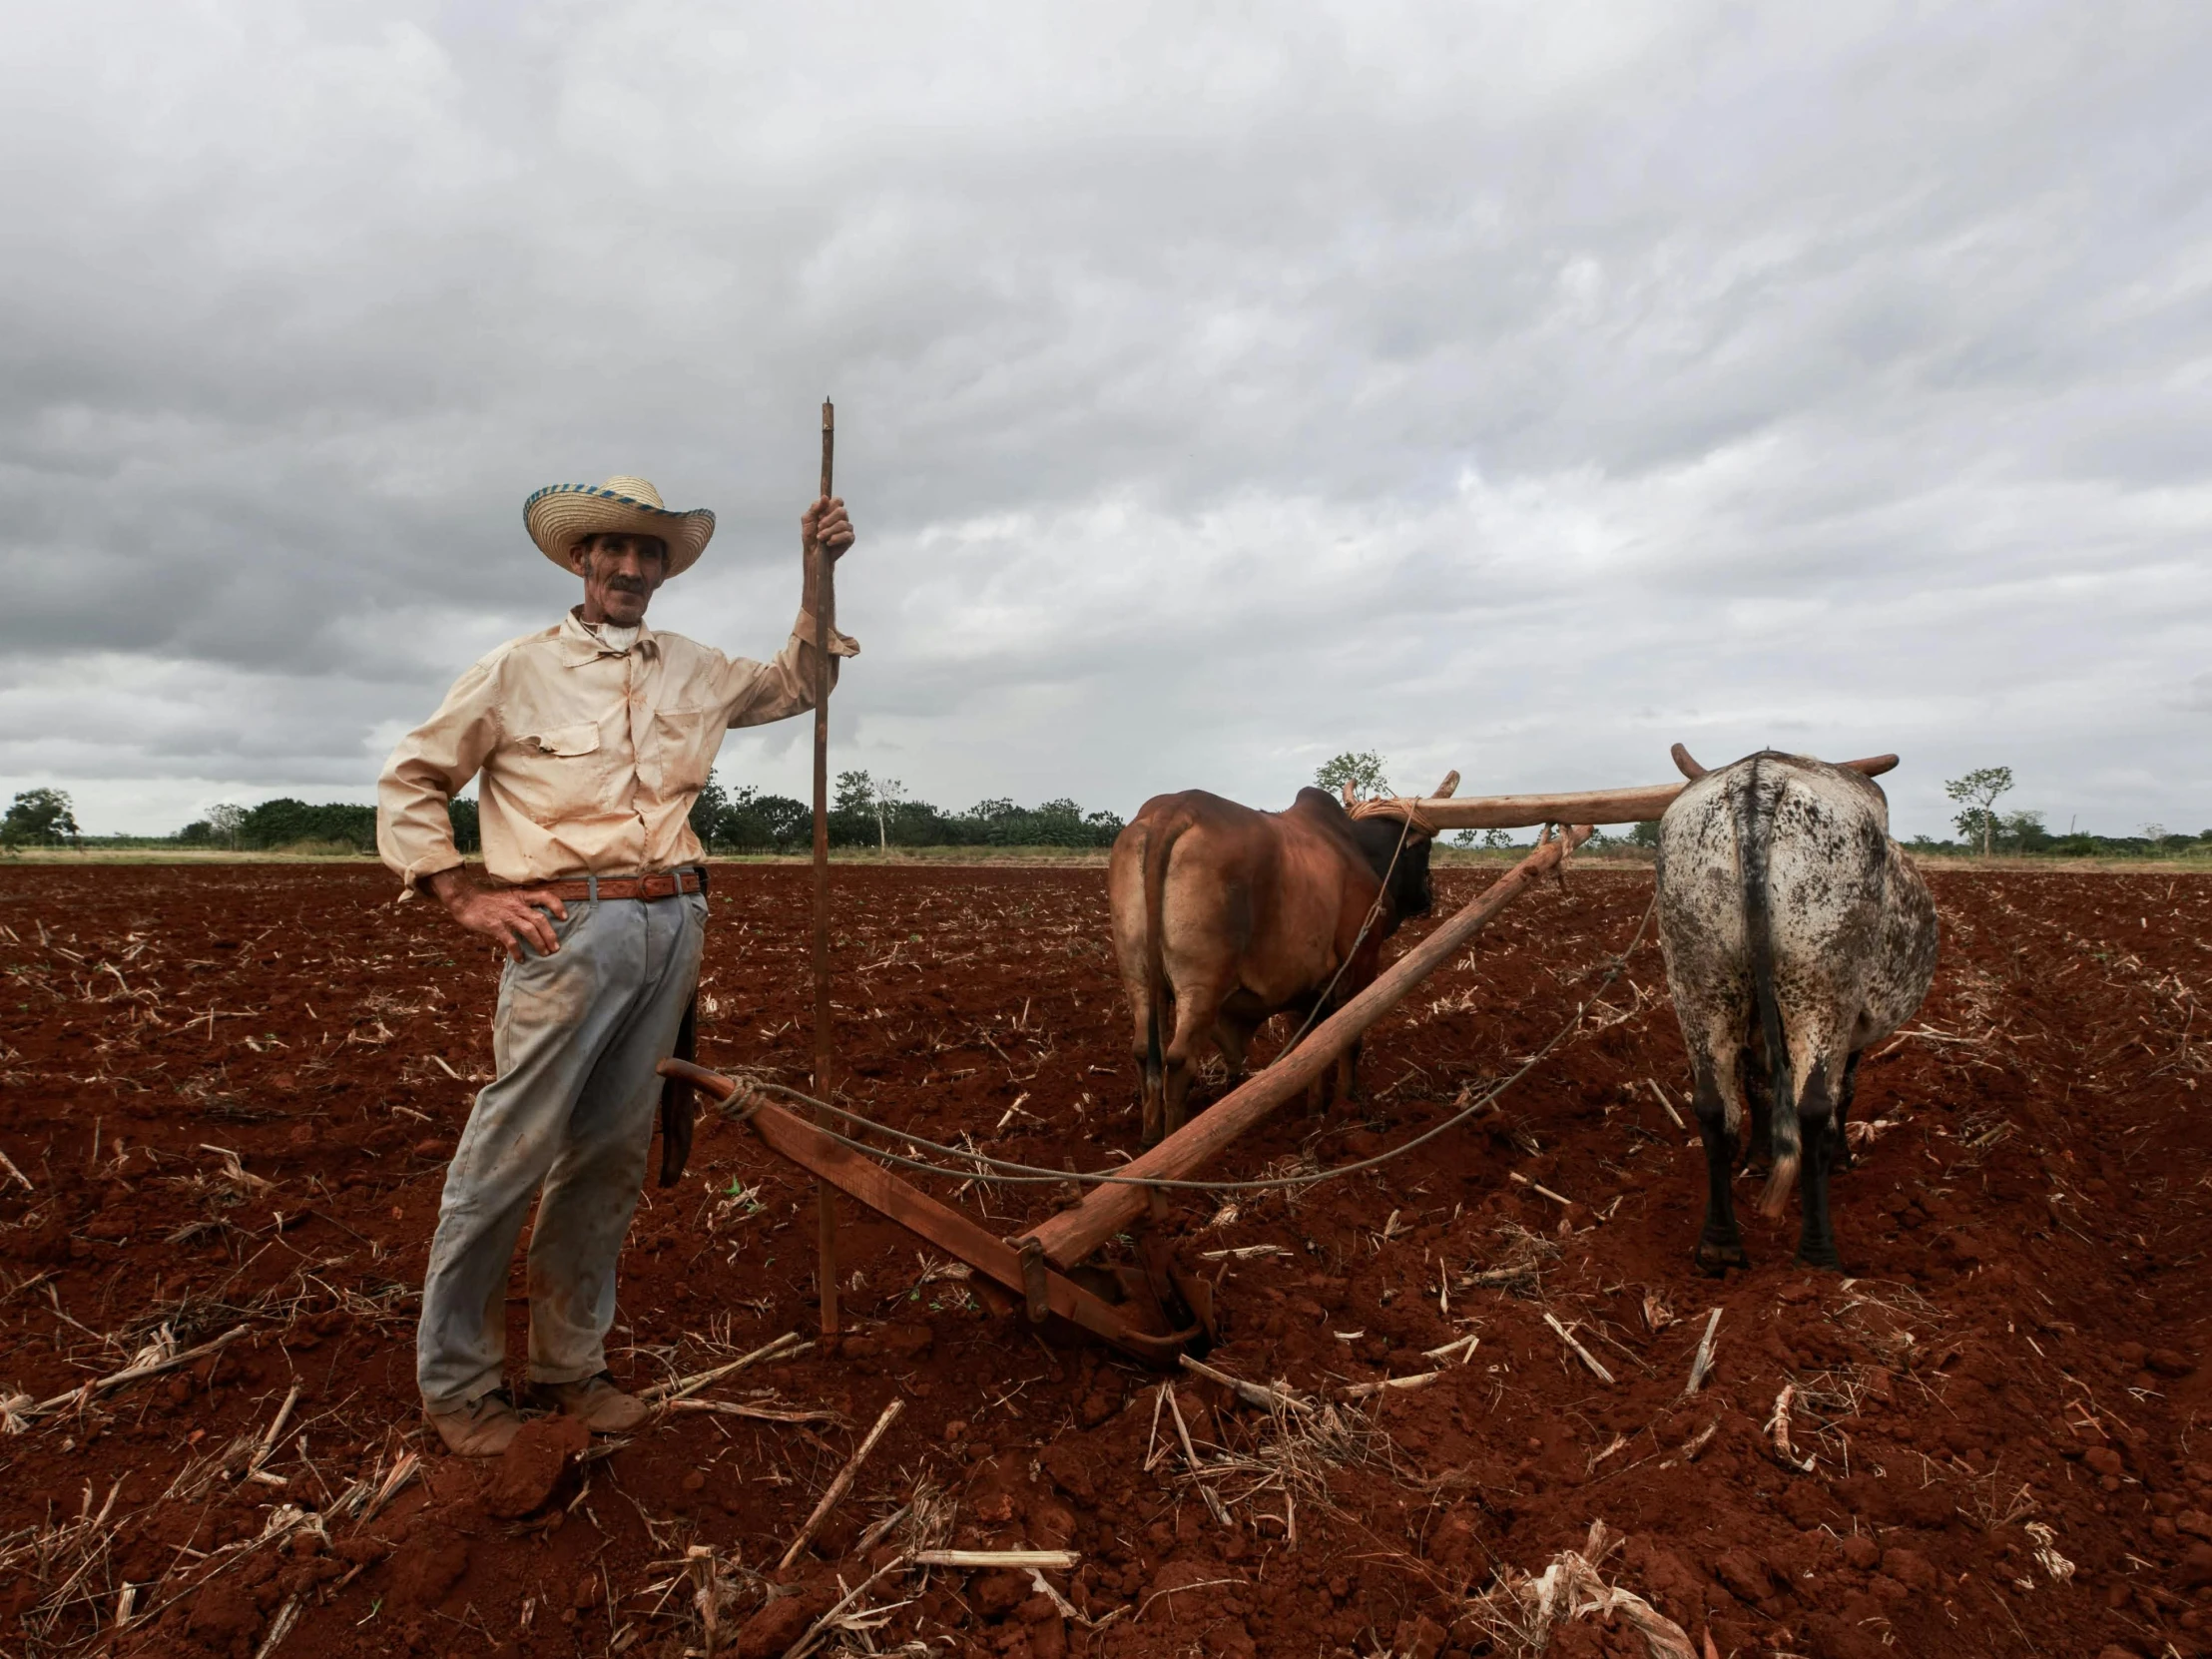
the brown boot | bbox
[533,1372,648,1433]
[424,1387,523,1457]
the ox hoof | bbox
[1794,1243,1844,1272]
[1694,1237,1749,1276]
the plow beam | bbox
[1018,824,1595,1272]
[1379,754,1902,831]
[657,1060,1202,1364]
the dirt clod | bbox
[484,1414,589,1517]
[390,1528,471,1607]
[733,1593,818,1659]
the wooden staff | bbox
[811,399,840,1336]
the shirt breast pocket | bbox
[507,721,612,825]
[526,722,603,760]
[650,705,727,800]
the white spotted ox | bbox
[1656,746,1938,1272]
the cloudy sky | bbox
[3,1,2207,839]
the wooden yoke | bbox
[1374,755,1903,831]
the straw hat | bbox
[523,476,716,577]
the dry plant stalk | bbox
[642,1331,809,1405]
[1509,1171,1575,1207]
[253,1594,304,1659]
[10,1322,251,1430]
[1543,1313,1615,1385]
[1339,1371,1440,1400]
[1462,1519,1697,1659]
[1765,1384,1815,1472]
[778,1398,904,1571]
[0,1478,125,1652]
[354,1451,421,1526]
[669,1399,841,1425]
[1457,1221,1561,1298]
[1179,1355,1314,1415]
[2023,1521,2075,1585]
[911,1549,1080,1569]
[779,1551,914,1659]
[1156,1375,1382,1546]
[238,1383,300,1484]
[687,1545,721,1657]
[1681,1309,1722,1398]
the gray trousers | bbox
[416,888,706,1410]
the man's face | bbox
[569,532,669,628]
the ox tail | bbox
[1141,813,1189,1103]
[1739,754,1799,1218]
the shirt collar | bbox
[558,606,657,666]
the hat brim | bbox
[524,485,716,578]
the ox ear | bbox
[1431,770,1460,799]
[1670,743,1708,781]
[1841,754,1900,779]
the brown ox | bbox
[1109,779,1450,1144]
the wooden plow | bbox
[660,757,1897,1366]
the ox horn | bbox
[1841,754,1900,779]
[1432,770,1460,799]
[1669,743,1708,781]
[1341,779,1359,808]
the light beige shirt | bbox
[377,606,857,893]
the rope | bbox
[714,888,1659,1194]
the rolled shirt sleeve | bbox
[377,651,506,896]
[721,609,860,729]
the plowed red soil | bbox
[3,860,2208,1659]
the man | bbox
[377,474,855,1456]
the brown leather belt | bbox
[538,869,703,902]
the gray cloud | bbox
[2,0,2208,838]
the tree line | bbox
[0,777,1122,854]
[3,760,2204,858]
[690,772,1123,851]
[159,775,1125,854]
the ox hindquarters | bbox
[1658,751,1936,1275]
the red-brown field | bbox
[2,859,2208,1659]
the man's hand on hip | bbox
[425,867,567,961]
